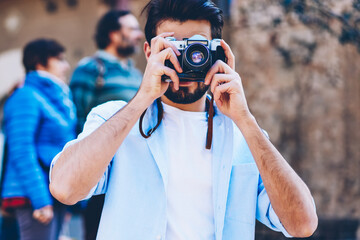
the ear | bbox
[109,31,121,44]
[35,63,47,71]
[144,41,151,60]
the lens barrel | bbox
[183,43,210,71]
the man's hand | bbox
[138,32,182,103]
[33,205,53,225]
[206,40,318,237]
[204,40,251,121]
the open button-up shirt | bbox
[51,100,291,240]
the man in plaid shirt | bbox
[69,10,143,240]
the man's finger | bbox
[204,60,232,85]
[157,32,175,38]
[150,32,174,46]
[161,66,179,90]
[156,47,182,73]
[210,74,233,94]
[221,40,235,70]
[151,35,181,56]
[213,82,232,107]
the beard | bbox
[164,81,209,104]
[116,45,136,57]
[116,32,138,57]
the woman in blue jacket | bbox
[1,39,76,240]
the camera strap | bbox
[139,96,215,150]
[139,98,163,139]
[205,94,214,150]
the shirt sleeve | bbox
[5,89,52,209]
[256,176,292,238]
[49,101,127,200]
[50,141,111,200]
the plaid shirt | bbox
[70,50,142,133]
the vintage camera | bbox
[163,34,226,82]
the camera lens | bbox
[184,43,210,71]
[191,51,205,64]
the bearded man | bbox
[51,1,317,239]
[69,10,144,240]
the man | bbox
[70,9,144,133]
[69,10,143,240]
[50,0,318,239]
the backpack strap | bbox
[93,56,106,88]
[84,56,107,117]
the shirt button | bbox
[156,235,162,240]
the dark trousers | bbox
[14,203,67,240]
[83,194,105,240]
[0,214,19,240]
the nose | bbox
[63,61,70,72]
[136,29,144,41]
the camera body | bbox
[163,35,226,82]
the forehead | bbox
[119,14,139,28]
[156,20,212,40]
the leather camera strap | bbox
[205,95,214,149]
[139,96,214,149]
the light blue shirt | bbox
[51,100,291,240]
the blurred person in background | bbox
[1,38,77,240]
[69,9,143,240]
[70,9,143,133]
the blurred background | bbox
[0,0,359,239]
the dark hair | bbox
[22,38,65,73]
[140,0,221,149]
[94,10,131,49]
[142,0,224,44]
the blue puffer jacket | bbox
[2,71,76,210]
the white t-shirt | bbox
[162,102,215,240]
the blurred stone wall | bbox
[229,0,360,221]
